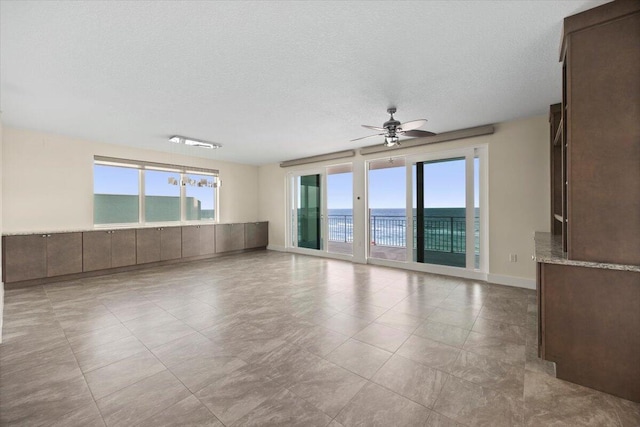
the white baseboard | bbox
[367,258,488,281]
[265,247,536,291]
[487,273,536,290]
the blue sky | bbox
[96,160,478,212]
[327,159,479,209]
[94,165,215,209]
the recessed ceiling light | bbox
[169,135,222,149]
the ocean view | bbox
[327,208,479,251]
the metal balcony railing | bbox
[327,215,354,242]
[328,215,469,253]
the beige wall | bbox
[259,115,550,282]
[2,127,259,233]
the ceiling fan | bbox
[352,107,436,147]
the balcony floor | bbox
[327,242,468,267]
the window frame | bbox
[93,156,219,227]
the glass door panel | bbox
[474,156,480,269]
[415,157,467,267]
[297,174,321,250]
[368,158,407,261]
[327,165,353,255]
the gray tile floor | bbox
[1,250,638,426]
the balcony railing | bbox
[328,215,468,253]
[327,215,354,242]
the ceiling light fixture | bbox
[169,135,222,149]
[384,135,399,147]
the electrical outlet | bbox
[509,254,518,262]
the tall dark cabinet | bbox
[538,0,640,403]
[548,104,563,238]
[560,0,640,265]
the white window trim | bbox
[93,156,219,227]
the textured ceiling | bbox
[0,0,608,165]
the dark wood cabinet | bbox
[537,1,640,404]
[46,233,83,277]
[83,231,112,272]
[548,104,563,238]
[182,225,215,257]
[538,261,640,402]
[2,235,47,282]
[2,233,83,282]
[160,227,182,261]
[181,226,200,258]
[215,223,245,253]
[200,225,215,255]
[560,1,640,265]
[111,229,137,268]
[137,227,182,264]
[244,222,268,249]
[3,221,267,285]
[136,228,161,264]
[84,229,136,272]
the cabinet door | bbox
[3,235,47,282]
[47,232,83,277]
[215,224,245,253]
[200,225,216,255]
[160,227,182,261]
[111,229,136,268]
[137,228,161,264]
[181,226,200,258]
[244,222,268,249]
[83,231,112,272]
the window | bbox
[145,169,181,222]
[93,157,219,225]
[94,164,140,224]
[184,172,216,220]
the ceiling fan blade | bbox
[350,133,385,142]
[362,124,386,131]
[403,130,437,138]
[399,119,427,132]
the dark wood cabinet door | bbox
[83,231,112,272]
[47,232,83,277]
[542,263,640,402]
[200,225,215,255]
[244,222,268,249]
[136,228,161,264]
[215,224,245,253]
[181,226,200,258]
[565,10,640,265]
[111,229,136,268]
[3,235,47,282]
[160,227,182,261]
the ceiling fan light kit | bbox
[169,135,222,149]
[352,107,436,147]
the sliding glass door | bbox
[327,164,353,255]
[410,147,483,270]
[289,165,354,256]
[295,174,322,250]
[367,158,407,261]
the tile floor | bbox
[1,250,638,426]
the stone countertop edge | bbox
[2,221,267,237]
[534,231,640,273]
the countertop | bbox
[534,232,640,272]
[2,221,266,237]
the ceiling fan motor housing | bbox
[384,107,401,134]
